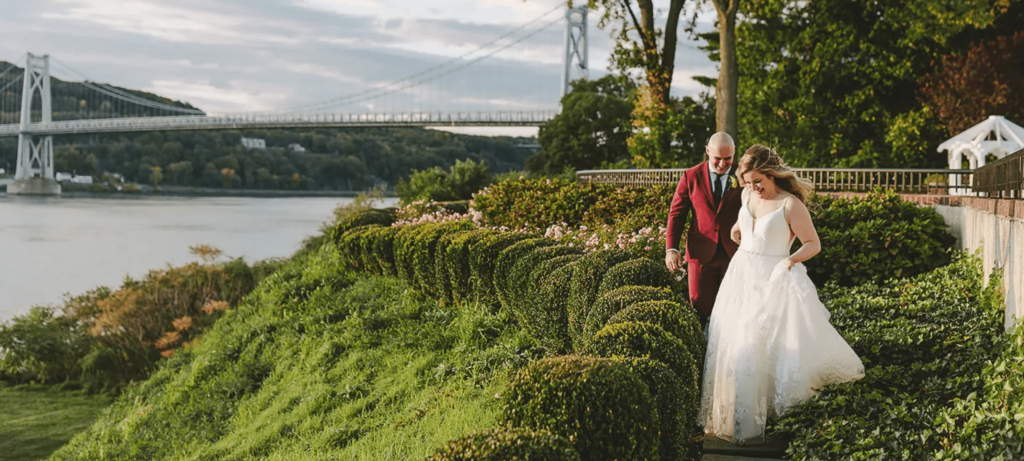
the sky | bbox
[1,0,719,136]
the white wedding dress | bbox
[700,191,865,444]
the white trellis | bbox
[937,115,1024,194]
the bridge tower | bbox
[561,5,588,98]
[10,53,60,195]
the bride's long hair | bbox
[737,144,814,204]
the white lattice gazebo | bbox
[937,115,1024,194]
[939,115,1024,169]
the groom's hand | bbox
[665,250,683,272]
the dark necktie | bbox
[713,175,722,204]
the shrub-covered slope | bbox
[51,245,539,460]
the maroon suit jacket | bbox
[665,162,743,264]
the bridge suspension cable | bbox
[273,3,565,115]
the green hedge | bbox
[329,207,396,242]
[502,245,581,309]
[597,258,679,297]
[582,285,677,347]
[807,190,956,287]
[469,232,535,306]
[607,300,704,371]
[336,224,385,270]
[503,355,659,461]
[439,229,498,304]
[618,357,693,461]
[566,250,633,349]
[492,238,558,307]
[588,321,698,385]
[528,260,582,353]
[470,178,609,230]
[427,426,580,461]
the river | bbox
[0,194,399,322]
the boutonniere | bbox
[728,175,739,189]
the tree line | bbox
[528,0,1024,173]
[0,128,535,190]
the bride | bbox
[699,144,865,444]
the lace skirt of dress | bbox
[699,249,865,444]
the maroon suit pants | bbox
[687,243,730,321]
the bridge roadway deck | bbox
[0,111,555,136]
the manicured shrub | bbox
[566,250,633,349]
[492,238,558,307]
[588,321,698,385]
[470,178,609,230]
[582,285,677,346]
[329,207,396,242]
[393,223,433,283]
[336,224,382,270]
[501,244,580,308]
[503,355,659,461]
[807,189,956,286]
[618,357,694,461]
[409,221,476,297]
[433,230,473,304]
[607,300,704,370]
[440,229,499,304]
[597,257,679,297]
[365,226,400,276]
[514,254,583,353]
[469,232,535,305]
[581,184,675,232]
[427,426,580,461]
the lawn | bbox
[0,384,111,461]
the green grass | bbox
[0,384,112,461]
[49,243,542,460]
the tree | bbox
[920,30,1024,136]
[148,166,163,190]
[395,158,491,204]
[585,0,694,164]
[529,75,636,174]
[220,168,236,188]
[734,0,1005,167]
[711,0,739,136]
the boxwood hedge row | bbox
[502,355,659,461]
[427,426,580,461]
[332,211,707,460]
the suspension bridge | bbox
[0,5,589,194]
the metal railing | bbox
[577,168,976,194]
[973,148,1024,198]
[0,110,559,137]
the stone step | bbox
[701,454,787,461]
[702,434,789,459]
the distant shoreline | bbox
[0,184,395,198]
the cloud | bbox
[1,0,716,130]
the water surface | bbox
[0,194,397,321]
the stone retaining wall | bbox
[934,198,1023,331]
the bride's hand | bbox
[730,222,741,244]
[783,257,795,271]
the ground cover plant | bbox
[770,254,1008,460]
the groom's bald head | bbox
[706,132,735,174]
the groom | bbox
[665,132,743,322]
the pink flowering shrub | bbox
[544,223,667,261]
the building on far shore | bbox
[288,143,306,152]
[55,172,94,184]
[241,137,267,149]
